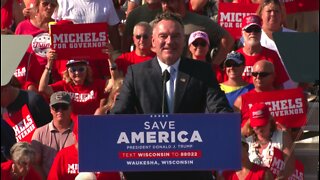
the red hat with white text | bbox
[250,103,271,127]
[241,15,262,30]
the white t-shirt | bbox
[247,130,283,168]
[53,0,120,25]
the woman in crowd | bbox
[233,0,287,26]
[257,0,294,52]
[246,103,295,179]
[38,58,111,115]
[220,51,254,107]
[188,30,226,82]
[1,142,41,180]
[219,136,273,180]
[256,0,296,89]
[47,20,112,82]
[94,76,124,115]
[14,0,58,91]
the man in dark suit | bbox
[111,12,233,180]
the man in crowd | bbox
[1,77,52,142]
[122,0,162,52]
[115,21,156,75]
[31,91,75,179]
[234,60,276,136]
[237,15,289,89]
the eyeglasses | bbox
[192,41,207,47]
[69,66,86,73]
[244,26,261,33]
[135,34,149,40]
[252,72,271,78]
[225,61,242,68]
[52,103,69,111]
[41,1,58,7]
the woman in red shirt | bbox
[38,59,111,115]
[1,142,41,180]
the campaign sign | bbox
[50,23,108,60]
[78,113,241,172]
[218,3,258,40]
[270,148,304,179]
[244,88,307,128]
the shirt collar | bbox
[49,121,74,133]
[157,58,181,73]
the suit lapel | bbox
[149,58,165,112]
[174,58,190,112]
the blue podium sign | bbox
[78,113,241,172]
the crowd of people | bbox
[1,0,318,179]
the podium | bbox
[78,113,241,172]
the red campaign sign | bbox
[270,148,304,179]
[119,150,202,159]
[244,88,307,128]
[218,3,258,40]
[50,23,109,60]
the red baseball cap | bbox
[250,103,271,127]
[241,15,262,30]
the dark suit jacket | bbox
[111,57,233,180]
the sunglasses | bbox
[135,34,149,40]
[244,26,261,33]
[192,41,207,47]
[52,103,69,111]
[252,72,271,78]
[41,1,58,7]
[225,61,242,68]
[69,66,86,73]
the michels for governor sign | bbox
[218,3,258,40]
[243,88,307,128]
[49,22,108,60]
[78,114,241,172]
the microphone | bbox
[162,70,170,114]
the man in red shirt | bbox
[114,21,156,75]
[237,15,289,89]
[234,60,276,135]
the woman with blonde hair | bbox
[13,0,58,91]
[1,142,41,180]
[39,59,111,115]
[256,0,297,89]
[95,76,124,115]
